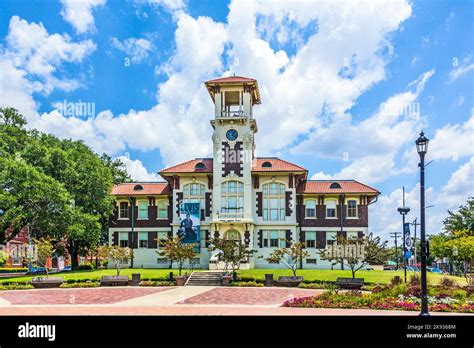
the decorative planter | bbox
[31,277,64,289]
[222,275,233,286]
[175,276,187,286]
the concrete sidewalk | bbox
[112,286,215,306]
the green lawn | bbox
[237,269,467,285]
[0,268,466,286]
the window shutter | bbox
[285,192,292,216]
[257,230,262,248]
[176,192,183,216]
[112,232,118,246]
[256,192,263,216]
[357,231,364,240]
[167,230,173,239]
[205,230,211,247]
[285,230,291,247]
[148,232,158,249]
[316,231,326,249]
[128,232,138,248]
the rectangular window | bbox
[138,201,148,219]
[158,231,168,247]
[305,200,316,218]
[326,200,337,218]
[327,232,337,246]
[138,232,148,248]
[306,231,316,248]
[157,201,168,219]
[119,202,129,219]
[262,230,286,248]
[306,258,317,264]
[347,200,357,218]
[119,232,128,248]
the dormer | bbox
[205,75,261,119]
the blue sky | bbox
[0,0,472,242]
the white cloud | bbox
[306,69,434,184]
[0,16,96,119]
[116,156,160,181]
[448,56,474,82]
[60,0,106,34]
[111,37,152,63]
[370,158,474,242]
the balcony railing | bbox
[220,110,245,118]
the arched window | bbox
[221,181,244,213]
[262,161,272,168]
[134,184,144,191]
[262,182,286,221]
[330,182,341,189]
[195,162,206,170]
[305,199,316,218]
[183,183,205,208]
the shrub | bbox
[138,280,174,287]
[438,277,456,288]
[77,263,95,270]
[0,283,34,291]
[406,285,422,297]
[391,276,402,286]
[60,282,99,288]
[409,274,421,286]
[231,281,264,287]
[0,267,28,273]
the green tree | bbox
[104,245,132,276]
[34,238,54,278]
[158,237,197,276]
[208,237,256,273]
[320,233,389,279]
[264,241,309,277]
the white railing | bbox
[220,110,245,118]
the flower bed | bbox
[231,281,264,287]
[0,283,34,291]
[138,280,175,287]
[59,282,100,288]
[282,291,474,313]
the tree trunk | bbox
[69,247,79,270]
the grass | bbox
[237,269,467,285]
[0,268,467,286]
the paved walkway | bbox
[0,286,471,316]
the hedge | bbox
[0,268,28,273]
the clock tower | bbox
[204,76,260,241]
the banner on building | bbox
[178,202,200,251]
[403,222,412,259]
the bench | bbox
[31,277,64,288]
[276,276,303,287]
[335,277,364,289]
[100,276,129,287]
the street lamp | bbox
[416,130,429,316]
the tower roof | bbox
[204,75,261,104]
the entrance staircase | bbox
[185,271,226,286]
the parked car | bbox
[30,267,47,274]
[429,267,444,274]
[60,266,72,272]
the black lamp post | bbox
[416,131,429,316]
[397,186,410,283]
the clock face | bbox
[226,129,238,141]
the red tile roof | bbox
[160,159,213,174]
[159,158,307,174]
[299,180,380,194]
[111,182,171,196]
[252,158,307,172]
[205,76,257,84]
[204,75,261,104]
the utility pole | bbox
[390,232,402,270]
